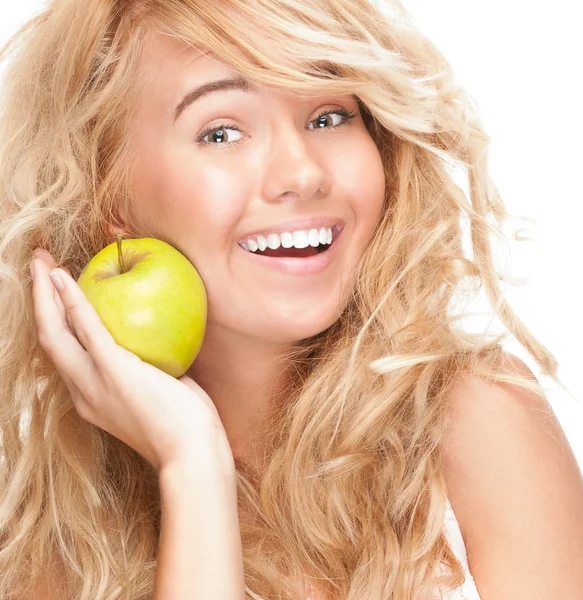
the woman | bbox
[1,0,582,598]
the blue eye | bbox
[195,107,358,148]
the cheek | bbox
[342,138,386,235]
[139,150,252,256]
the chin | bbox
[269,311,343,344]
[214,291,349,344]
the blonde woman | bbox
[1,0,582,599]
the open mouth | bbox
[254,244,328,258]
[240,225,343,258]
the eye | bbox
[195,107,359,148]
[307,108,358,131]
[196,122,245,147]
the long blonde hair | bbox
[0,0,558,598]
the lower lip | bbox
[237,227,345,275]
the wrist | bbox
[159,434,237,485]
[159,456,238,517]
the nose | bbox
[260,121,332,204]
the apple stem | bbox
[116,234,126,274]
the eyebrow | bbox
[174,76,259,122]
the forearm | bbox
[154,440,246,600]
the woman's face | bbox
[128,31,385,345]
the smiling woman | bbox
[0,0,581,599]
[124,26,386,348]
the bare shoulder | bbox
[440,351,583,599]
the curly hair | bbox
[0,0,558,598]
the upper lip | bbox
[237,216,346,243]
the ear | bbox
[105,221,133,242]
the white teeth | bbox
[266,233,280,250]
[240,226,335,253]
[257,235,268,251]
[292,230,309,248]
[281,232,294,248]
[308,229,320,247]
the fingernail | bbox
[49,269,64,291]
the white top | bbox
[435,499,482,599]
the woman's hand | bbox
[30,248,233,472]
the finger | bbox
[31,252,93,412]
[47,267,119,370]
[61,268,76,331]
[33,251,77,336]
[53,285,75,335]
[31,248,72,276]
[31,256,96,386]
[32,248,57,268]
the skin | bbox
[29,27,583,600]
[112,29,386,466]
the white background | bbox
[399,0,582,472]
[1,2,581,469]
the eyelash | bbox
[195,108,359,147]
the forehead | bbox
[132,31,243,121]
[133,28,347,124]
[139,30,228,81]
[139,27,339,91]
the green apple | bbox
[77,235,207,378]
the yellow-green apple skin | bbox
[77,238,207,378]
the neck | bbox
[186,322,291,468]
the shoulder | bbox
[440,351,583,598]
